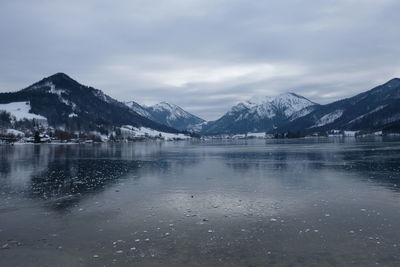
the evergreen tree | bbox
[34,131,41,143]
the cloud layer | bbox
[1,0,400,120]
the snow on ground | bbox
[327,129,342,137]
[357,131,383,137]
[247,132,267,138]
[5,129,24,136]
[121,125,191,140]
[46,81,66,96]
[231,132,269,139]
[348,105,387,124]
[89,131,109,141]
[231,134,247,139]
[289,106,316,121]
[0,102,47,123]
[343,131,358,137]
[31,81,77,109]
[313,109,344,128]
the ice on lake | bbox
[1,138,400,266]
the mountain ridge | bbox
[201,92,318,135]
[125,101,205,131]
[275,78,400,133]
[0,73,179,134]
[2,73,400,137]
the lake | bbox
[1,138,400,266]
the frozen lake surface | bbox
[1,138,400,266]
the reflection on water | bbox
[0,138,400,266]
[0,144,200,208]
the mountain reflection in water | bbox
[0,139,400,267]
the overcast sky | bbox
[1,0,400,120]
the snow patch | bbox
[343,131,358,137]
[5,129,24,136]
[121,125,191,140]
[47,82,67,96]
[0,102,47,123]
[312,109,344,128]
[68,113,78,118]
[289,106,316,121]
[230,132,270,139]
[247,132,267,138]
[348,105,387,124]
[32,81,77,109]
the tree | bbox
[34,131,41,143]
[0,111,12,129]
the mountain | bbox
[201,93,318,135]
[0,73,178,133]
[125,101,205,131]
[275,78,400,133]
[124,100,153,119]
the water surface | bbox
[1,138,400,266]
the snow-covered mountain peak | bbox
[269,92,316,117]
[244,92,309,106]
[233,92,315,118]
[153,102,180,113]
[125,100,205,131]
[125,101,152,118]
[151,102,194,120]
[204,92,318,134]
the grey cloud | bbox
[1,0,400,120]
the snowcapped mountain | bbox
[3,73,398,138]
[146,102,205,131]
[125,101,205,131]
[125,100,152,118]
[0,73,178,133]
[276,78,400,133]
[201,92,318,135]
